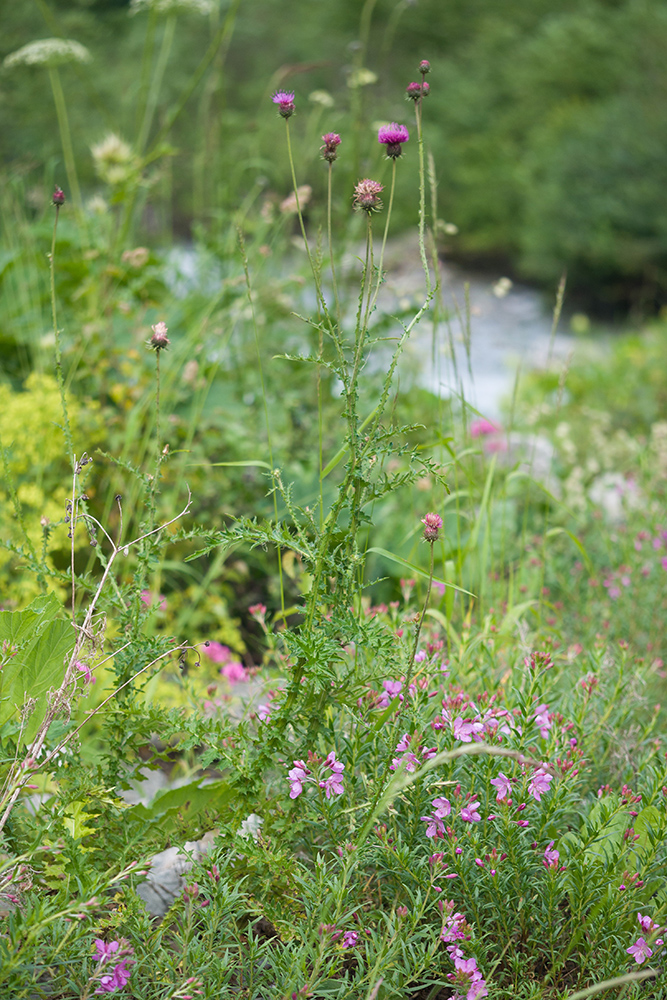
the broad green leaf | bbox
[125,778,231,826]
[0,618,76,743]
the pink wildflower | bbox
[470,418,499,438]
[534,704,552,739]
[52,187,66,206]
[543,841,559,869]
[288,761,310,799]
[638,913,658,933]
[453,717,484,742]
[341,931,359,949]
[378,679,403,707]
[319,752,345,798]
[94,962,133,993]
[75,661,94,685]
[460,800,481,823]
[627,937,653,964]
[140,589,167,610]
[257,703,271,723]
[220,661,246,683]
[421,796,451,838]
[528,768,553,802]
[490,772,511,801]
[272,90,295,118]
[248,603,267,623]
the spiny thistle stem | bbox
[327,161,341,323]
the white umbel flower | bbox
[4,38,91,69]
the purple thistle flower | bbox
[272,90,295,119]
[149,321,170,352]
[422,511,443,542]
[378,122,410,158]
[353,178,383,213]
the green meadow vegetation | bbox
[1,1,667,997]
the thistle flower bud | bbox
[419,59,431,75]
[406,81,430,101]
[421,512,443,543]
[52,187,65,206]
[149,321,170,351]
[321,132,341,162]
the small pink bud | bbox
[52,187,65,206]
[421,512,443,543]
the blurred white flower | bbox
[4,38,91,69]
[237,813,263,840]
[130,0,215,14]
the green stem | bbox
[49,205,74,465]
[47,66,84,218]
[239,233,286,617]
[369,157,396,314]
[414,96,431,295]
[137,14,176,155]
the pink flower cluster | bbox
[627,912,664,964]
[92,939,134,994]
[440,902,488,999]
[390,733,437,773]
[288,751,345,800]
[204,641,246,683]
[421,791,483,838]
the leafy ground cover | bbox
[0,9,666,1000]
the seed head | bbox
[406,81,430,101]
[321,132,341,162]
[378,123,409,159]
[421,512,443,543]
[272,90,295,119]
[149,321,170,351]
[353,179,384,214]
[52,187,65,207]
